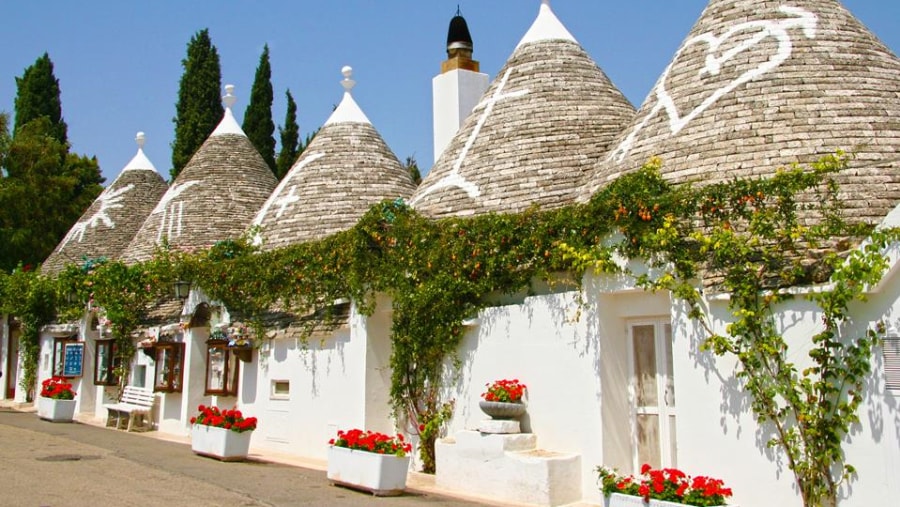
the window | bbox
[132,365,147,389]
[52,336,77,377]
[271,380,290,400]
[154,343,185,393]
[94,339,119,386]
[205,340,239,396]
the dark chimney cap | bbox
[447,13,473,51]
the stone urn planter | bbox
[190,424,253,461]
[327,445,411,496]
[37,397,76,423]
[479,400,526,420]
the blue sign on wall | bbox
[63,342,84,377]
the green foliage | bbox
[0,152,891,495]
[416,400,453,474]
[275,89,299,180]
[171,29,223,181]
[563,153,895,507]
[14,53,67,145]
[0,117,104,271]
[243,44,276,174]
[404,155,422,185]
[0,268,56,401]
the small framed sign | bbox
[63,342,84,377]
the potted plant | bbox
[327,428,413,496]
[190,404,257,461]
[598,464,734,507]
[37,376,77,423]
[479,378,527,419]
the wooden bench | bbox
[103,386,156,432]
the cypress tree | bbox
[275,89,299,180]
[243,44,276,174]
[14,53,68,145]
[404,155,422,185]
[171,29,223,181]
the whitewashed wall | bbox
[672,275,900,507]
[241,297,394,461]
[441,278,671,505]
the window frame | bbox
[93,339,120,386]
[52,336,78,378]
[153,342,185,393]
[204,339,239,396]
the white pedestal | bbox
[436,430,582,506]
[478,419,520,434]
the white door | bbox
[628,320,676,470]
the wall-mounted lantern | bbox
[173,280,191,301]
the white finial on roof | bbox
[341,66,356,92]
[223,84,237,109]
[325,65,371,125]
[516,0,577,49]
[123,131,158,172]
[212,83,246,136]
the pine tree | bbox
[275,89,299,180]
[171,29,223,181]
[14,53,68,145]
[0,118,104,271]
[243,44,276,174]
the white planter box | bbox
[607,493,729,507]
[190,424,252,461]
[327,445,411,496]
[37,397,76,423]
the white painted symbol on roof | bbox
[59,184,135,249]
[274,186,299,218]
[412,68,530,205]
[608,5,817,163]
[252,152,326,228]
[151,180,200,243]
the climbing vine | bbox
[0,152,894,499]
[560,153,897,507]
[0,267,56,401]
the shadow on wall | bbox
[451,287,597,434]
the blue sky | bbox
[1,1,897,183]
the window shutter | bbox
[884,338,900,392]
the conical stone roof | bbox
[43,133,167,275]
[410,0,635,219]
[252,67,416,250]
[122,86,278,263]
[582,0,900,223]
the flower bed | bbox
[327,428,412,495]
[37,376,77,423]
[190,405,257,461]
[481,378,527,403]
[598,464,733,506]
[190,404,257,432]
[40,376,76,400]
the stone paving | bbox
[0,402,518,507]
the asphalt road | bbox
[0,408,488,507]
